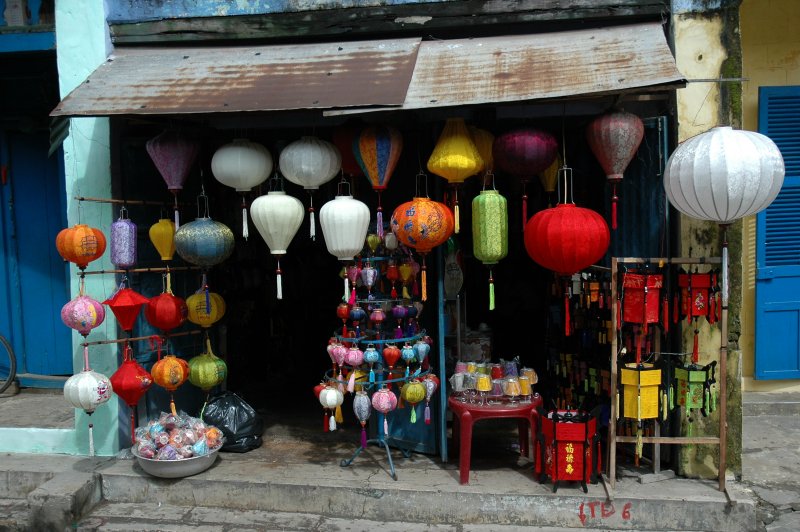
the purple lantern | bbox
[110,207,137,269]
[62,295,106,337]
[392,304,408,339]
[493,129,558,231]
[145,130,200,229]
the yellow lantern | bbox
[427,118,483,233]
[400,379,427,423]
[469,126,495,176]
[539,155,562,206]
[188,338,228,393]
[186,291,226,328]
[149,218,176,261]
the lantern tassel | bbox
[692,325,699,364]
[173,195,180,230]
[663,298,670,333]
[344,277,349,304]
[130,412,136,445]
[384,417,389,437]
[564,288,571,337]
[337,370,345,393]
[369,368,375,384]
[348,282,357,307]
[335,404,343,424]
[276,260,283,300]
[421,258,428,301]
[522,188,528,233]
[169,395,177,416]
[203,274,210,314]
[489,270,495,311]
[347,370,356,393]
[82,344,90,372]
[410,405,417,424]
[361,424,368,449]
[309,195,316,240]
[424,404,431,425]
[611,184,618,230]
[329,413,337,431]
[377,206,384,240]
[88,422,95,457]
[454,202,460,235]
[324,411,329,432]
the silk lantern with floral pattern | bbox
[151,341,190,416]
[174,195,235,268]
[62,293,105,338]
[352,390,372,449]
[371,386,398,437]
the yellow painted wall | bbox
[740,0,800,392]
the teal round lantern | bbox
[472,187,508,310]
[174,193,235,267]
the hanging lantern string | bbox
[197,184,211,218]
[557,165,574,205]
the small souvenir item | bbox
[371,386,398,436]
[400,380,426,423]
[352,390,372,449]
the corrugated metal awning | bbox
[51,23,683,118]
[51,38,421,116]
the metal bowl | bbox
[132,447,219,478]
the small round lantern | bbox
[363,344,381,384]
[211,139,272,239]
[400,380,426,423]
[146,130,200,229]
[56,224,106,270]
[279,136,342,239]
[423,373,440,425]
[151,350,190,415]
[319,180,371,262]
[174,194,235,268]
[391,195,454,300]
[149,218,176,261]
[186,291,226,328]
[401,343,416,379]
[188,338,228,393]
[413,339,431,368]
[250,186,305,300]
[382,344,401,384]
[371,386,398,436]
[110,207,137,269]
[319,385,345,432]
[61,295,105,337]
[64,367,113,456]
[144,273,188,334]
[355,125,403,238]
[427,118,483,233]
[472,186,508,310]
[352,390,372,449]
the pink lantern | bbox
[145,130,200,229]
[371,386,398,437]
[586,110,644,229]
[62,295,105,338]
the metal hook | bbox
[197,185,210,218]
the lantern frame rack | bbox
[323,366,431,387]
[334,330,426,346]
[607,256,727,497]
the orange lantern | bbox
[390,195,454,301]
[56,224,106,270]
[150,337,189,415]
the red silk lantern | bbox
[332,123,363,177]
[110,343,153,443]
[390,196,454,301]
[103,286,149,333]
[56,224,106,270]
[144,273,187,334]
[493,129,558,231]
[146,130,200,229]
[586,110,644,230]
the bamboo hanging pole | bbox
[74,196,192,207]
[81,329,201,347]
[81,266,201,275]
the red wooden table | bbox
[448,395,543,484]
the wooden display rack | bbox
[607,256,727,494]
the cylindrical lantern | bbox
[663,126,785,224]
[149,219,176,261]
[586,110,645,229]
[56,224,106,270]
[355,125,403,239]
[211,139,273,239]
[110,207,137,269]
[186,291,226,328]
[472,188,508,310]
[390,196,454,300]
[250,190,305,299]
[61,295,105,337]
[427,118,483,233]
[145,130,200,229]
[280,136,342,240]
[493,129,558,231]
[319,182,370,261]
[188,338,228,392]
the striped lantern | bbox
[355,125,403,238]
[472,188,508,310]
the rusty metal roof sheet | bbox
[51,38,421,117]
[328,22,683,115]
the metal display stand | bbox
[607,256,727,495]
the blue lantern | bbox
[174,193,235,268]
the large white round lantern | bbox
[211,139,273,239]
[663,126,785,224]
[64,368,113,456]
[279,137,342,240]
[250,190,305,300]
[319,181,370,262]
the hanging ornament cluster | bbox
[355,125,403,239]
[427,118,483,234]
[211,139,272,239]
[146,130,200,229]
[586,110,645,230]
[279,136,341,240]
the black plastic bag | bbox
[202,391,264,453]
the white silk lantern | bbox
[319,385,344,431]
[250,190,304,300]
[64,368,113,456]
[211,139,273,240]
[319,181,370,262]
[279,136,342,240]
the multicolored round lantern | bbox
[400,379,426,423]
[319,385,344,432]
[250,188,305,300]
[211,139,273,239]
[186,290,225,328]
[188,338,227,392]
[174,195,235,268]
[279,136,341,240]
[586,110,645,229]
[103,284,149,333]
[472,186,508,310]
[56,224,106,270]
[352,390,372,449]
[371,386,398,436]
[151,347,190,415]
[64,363,113,456]
[355,125,403,238]
[390,196,454,300]
[144,273,187,334]
[62,294,105,338]
[332,123,364,177]
[493,129,558,231]
[110,207,137,269]
[422,373,440,425]
[146,130,200,229]
[110,343,153,443]
[149,218,176,261]
[319,180,370,261]
[427,118,483,233]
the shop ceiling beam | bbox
[108,0,669,44]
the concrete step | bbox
[743,392,800,417]
[0,498,29,532]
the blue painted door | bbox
[0,129,72,380]
[755,86,800,380]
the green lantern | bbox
[472,187,508,310]
[189,338,228,393]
